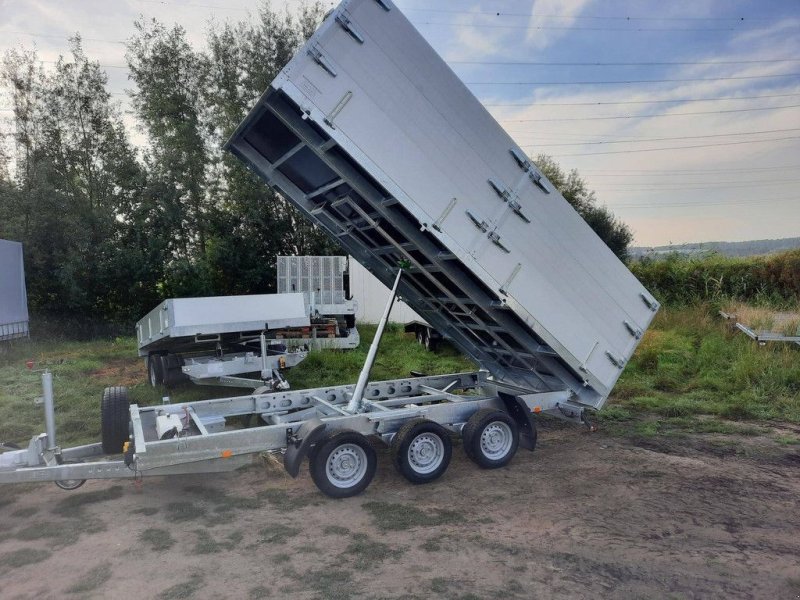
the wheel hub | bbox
[327,443,367,488]
[480,422,513,460]
[408,433,444,474]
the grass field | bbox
[0,307,798,448]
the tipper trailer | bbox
[0,0,658,498]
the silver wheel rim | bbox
[326,443,368,489]
[149,361,156,386]
[480,421,513,460]
[55,478,85,490]
[407,432,445,474]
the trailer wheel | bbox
[147,354,164,387]
[309,430,377,498]
[391,419,452,484]
[462,409,519,469]
[101,386,130,454]
[54,460,86,491]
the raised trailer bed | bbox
[0,0,657,498]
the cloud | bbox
[477,15,800,245]
[524,0,594,49]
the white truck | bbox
[0,0,658,498]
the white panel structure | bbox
[136,293,310,355]
[348,258,421,324]
[0,239,29,341]
[226,0,659,409]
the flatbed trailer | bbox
[719,311,800,347]
[0,0,658,498]
[136,293,312,389]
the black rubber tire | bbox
[309,430,377,499]
[462,408,519,469]
[101,386,130,454]
[147,354,164,387]
[54,460,86,490]
[391,419,452,484]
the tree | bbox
[534,154,633,260]
[1,40,145,318]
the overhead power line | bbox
[404,7,776,22]
[548,135,800,157]
[2,30,124,44]
[483,93,800,107]
[579,165,800,174]
[595,179,800,190]
[466,73,800,85]
[612,197,797,209]
[415,20,771,33]
[455,58,800,66]
[525,127,800,147]
[501,103,800,122]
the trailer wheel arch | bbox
[498,392,538,452]
[309,430,377,498]
[101,386,130,454]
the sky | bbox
[0,0,798,247]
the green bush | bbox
[630,249,800,307]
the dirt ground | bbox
[1,424,799,600]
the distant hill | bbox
[630,237,800,260]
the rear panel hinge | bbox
[465,210,489,233]
[509,148,550,194]
[488,231,511,253]
[509,148,531,171]
[605,351,626,369]
[507,199,531,223]
[529,170,550,194]
[640,293,659,312]
[373,0,391,10]
[624,320,643,339]
[308,45,337,77]
[336,12,365,43]
[488,178,512,202]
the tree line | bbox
[0,2,631,323]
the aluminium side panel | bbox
[136,294,310,354]
[0,239,29,341]
[226,0,659,408]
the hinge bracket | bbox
[624,320,643,339]
[308,45,337,77]
[640,293,659,312]
[465,210,489,233]
[336,12,365,43]
[488,231,511,253]
[509,148,549,194]
[605,351,625,369]
[373,0,391,10]
[489,178,531,223]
